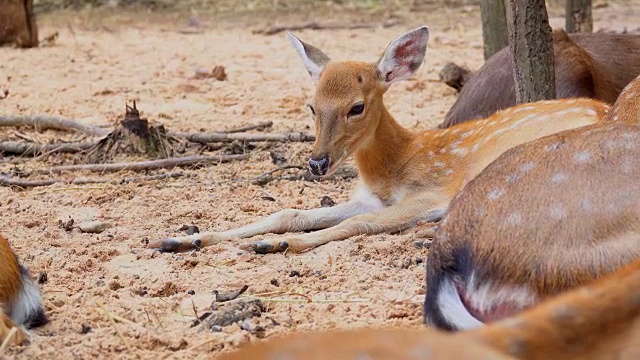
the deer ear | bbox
[377,26,429,85]
[287,32,331,83]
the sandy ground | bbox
[1,2,639,359]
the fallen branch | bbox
[254,19,400,35]
[34,154,248,175]
[0,115,274,137]
[220,121,272,133]
[0,141,96,156]
[168,131,314,144]
[0,115,109,137]
[250,165,358,185]
[0,173,185,189]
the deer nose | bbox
[309,156,330,176]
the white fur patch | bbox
[437,277,484,330]
[6,270,43,327]
[464,273,537,318]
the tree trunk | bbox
[565,0,593,33]
[505,0,556,104]
[480,0,509,60]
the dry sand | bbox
[0,2,638,358]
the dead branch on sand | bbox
[34,154,247,175]
[171,131,314,144]
[0,172,185,189]
[253,19,400,35]
[250,165,358,185]
[0,140,96,156]
[0,115,110,137]
[0,115,307,144]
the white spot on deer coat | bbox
[574,151,592,164]
[488,188,505,201]
[505,212,522,225]
[519,162,535,173]
[550,172,569,184]
[550,204,567,220]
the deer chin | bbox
[323,153,348,177]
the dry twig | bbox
[0,115,109,137]
[169,131,314,144]
[0,173,185,189]
[254,19,400,35]
[33,154,247,175]
[0,141,96,156]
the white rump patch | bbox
[436,277,484,331]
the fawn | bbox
[219,258,640,360]
[150,26,615,254]
[440,30,640,127]
[0,235,47,346]
[425,74,640,331]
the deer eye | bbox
[348,102,365,118]
[308,104,315,116]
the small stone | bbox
[320,196,335,207]
[77,220,112,234]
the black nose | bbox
[309,156,330,176]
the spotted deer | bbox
[440,30,640,127]
[220,258,640,360]
[0,235,47,346]
[424,74,640,331]
[150,26,616,254]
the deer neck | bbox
[354,107,414,189]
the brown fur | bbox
[0,0,38,48]
[425,75,640,330]
[0,235,26,345]
[219,259,640,360]
[441,30,640,127]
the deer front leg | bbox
[148,186,384,252]
[243,196,447,254]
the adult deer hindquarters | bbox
[425,75,640,332]
[149,27,609,255]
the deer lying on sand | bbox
[0,235,47,346]
[425,74,640,331]
[440,30,640,127]
[150,26,619,254]
[220,258,640,359]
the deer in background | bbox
[220,258,640,360]
[0,235,47,346]
[425,74,640,331]
[151,26,619,254]
[440,30,640,127]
